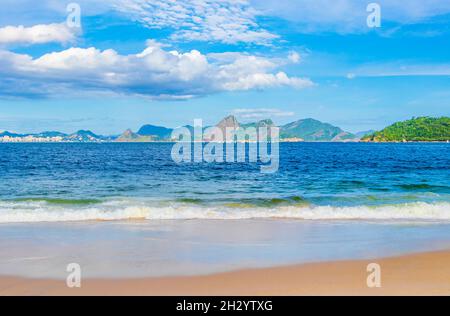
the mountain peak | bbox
[137,125,173,139]
[68,130,102,142]
[116,128,153,142]
[122,129,135,137]
[217,115,240,130]
[73,130,97,136]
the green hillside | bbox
[362,117,450,142]
[280,118,357,142]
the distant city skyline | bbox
[0,0,449,135]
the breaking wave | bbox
[1,198,450,223]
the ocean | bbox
[0,142,449,222]
[1,142,450,278]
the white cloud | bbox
[223,71,313,91]
[0,23,76,45]
[233,108,295,119]
[288,51,301,63]
[113,0,278,44]
[210,52,313,90]
[0,41,312,99]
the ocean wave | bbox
[12,198,102,205]
[0,199,450,223]
[396,184,450,193]
[176,196,309,207]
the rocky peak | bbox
[216,115,240,130]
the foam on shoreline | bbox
[0,199,450,223]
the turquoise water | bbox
[0,142,449,222]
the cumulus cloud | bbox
[0,23,76,45]
[222,71,312,91]
[233,108,295,119]
[113,0,278,44]
[0,41,312,99]
[209,52,313,90]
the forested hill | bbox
[362,117,450,142]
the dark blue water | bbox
[0,143,449,222]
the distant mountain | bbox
[241,119,275,129]
[215,116,276,131]
[280,118,358,142]
[216,115,240,134]
[210,116,357,142]
[0,116,373,143]
[137,125,173,140]
[362,117,450,142]
[67,130,104,142]
[116,129,155,142]
[116,129,139,142]
[212,116,279,141]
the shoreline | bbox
[1,250,449,296]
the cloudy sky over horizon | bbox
[0,0,449,134]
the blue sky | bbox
[0,0,449,135]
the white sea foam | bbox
[1,199,450,223]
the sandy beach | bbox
[1,250,449,296]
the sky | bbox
[0,0,449,135]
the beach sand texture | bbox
[1,251,449,296]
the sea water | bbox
[0,142,449,222]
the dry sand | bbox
[1,250,450,296]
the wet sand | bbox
[1,250,449,296]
